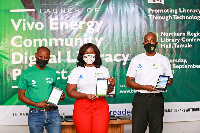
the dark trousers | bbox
[132,93,164,133]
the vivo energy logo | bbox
[148,0,164,5]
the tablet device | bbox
[96,78,108,97]
[64,115,73,122]
[116,115,132,120]
[47,87,63,106]
[110,115,117,120]
[156,75,170,91]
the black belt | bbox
[30,106,58,112]
[136,92,162,97]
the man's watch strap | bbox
[109,84,114,89]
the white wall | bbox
[0,121,200,133]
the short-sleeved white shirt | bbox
[67,66,110,95]
[126,53,173,93]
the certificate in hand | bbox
[156,75,170,91]
[96,78,108,97]
[47,87,63,106]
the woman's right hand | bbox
[86,94,98,100]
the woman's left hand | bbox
[108,77,115,86]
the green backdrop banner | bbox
[0,0,200,107]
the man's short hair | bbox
[37,46,50,54]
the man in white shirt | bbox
[126,32,173,133]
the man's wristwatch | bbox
[109,84,114,89]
